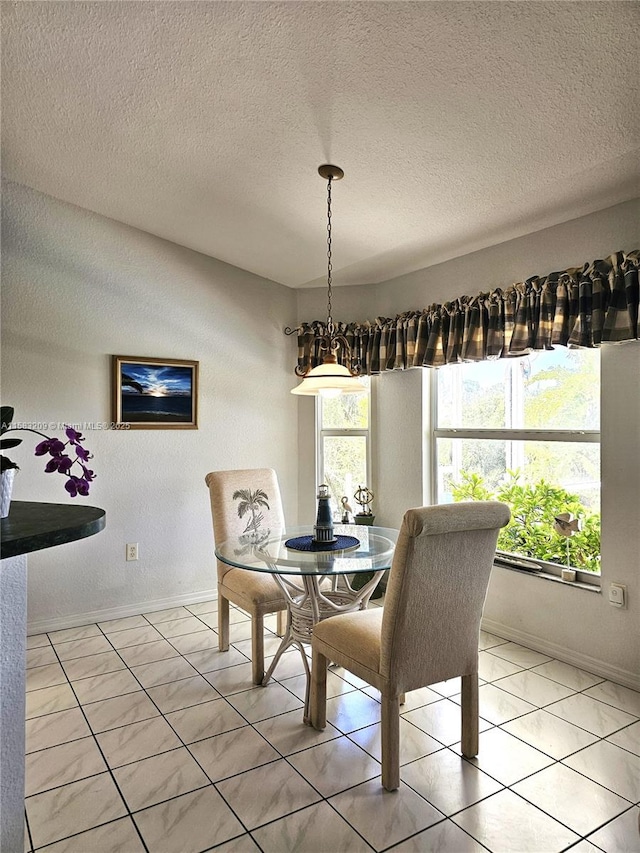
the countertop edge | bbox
[1,502,106,560]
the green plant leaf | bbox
[0,406,14,435]
[450,468,601,572]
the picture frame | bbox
[112,356,199,430]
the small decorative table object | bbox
[314,484,336,544]
[553,512,581,577]
[354,485,375,526]
[340,495,353,524]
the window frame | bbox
[316,378,373,515]
[429,360,601,586]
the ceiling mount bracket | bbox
[317,164,344,181]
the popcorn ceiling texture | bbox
[3,2,639,288]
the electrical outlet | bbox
[609,583,626,608]
[126,543,138,561]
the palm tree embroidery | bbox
[233,488,270,535]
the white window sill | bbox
[493,560,601,592]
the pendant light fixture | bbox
[290,165,366,397]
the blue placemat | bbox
[284,534,360,553]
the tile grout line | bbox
[24,614,640,852]
[29,606,260,849]
[28,633,152,853]
[104,607,345,848]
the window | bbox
[317,378,371,520]
[433,349,601,576]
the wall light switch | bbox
[608,583,626,608]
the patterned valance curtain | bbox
[291,250,639,375]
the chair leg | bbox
[218,594,229,652]
[251,614,265,685]
[276,609,286,637]
[310,648,328,730]
[381,693,400,791]
[461,672,479,758]
[399,693,406,706]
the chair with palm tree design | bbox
[205,468,287,684]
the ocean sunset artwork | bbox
[113,356,199,429]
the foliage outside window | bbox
[318,379,370,519]
[450,470,601,572]
[435,349,601,573]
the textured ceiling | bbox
[2,2,639,288]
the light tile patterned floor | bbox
[24,598,640,852]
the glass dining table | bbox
[215,523,399,723]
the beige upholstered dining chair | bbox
[205,468,287,685]
[310,501,510,791]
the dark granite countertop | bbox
[1,501,106,559]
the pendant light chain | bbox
[326,175,334,337]
[289,164,366,393]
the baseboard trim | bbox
[481,616,640,692]
[27,589,219,636]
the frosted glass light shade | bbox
[291,361,367,396]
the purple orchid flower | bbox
[48,438,66,456]
[65,426,84,445]
[57,456,73,473]
[2,408,96,497]
[65,476,90,497]
[64,477,79,497]
[44,455,73,474]
[35,438,63,456]
[76,478,90,496]
[75,445,91,462]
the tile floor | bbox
[23,597,640,852]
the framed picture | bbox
[112,356,199,429]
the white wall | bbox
[2,181,299,630]
[3,182,638,683]
[374,369,424,528]
[297,199,640,687]
[298,199,640,321]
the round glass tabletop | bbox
[215,524,399,576]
